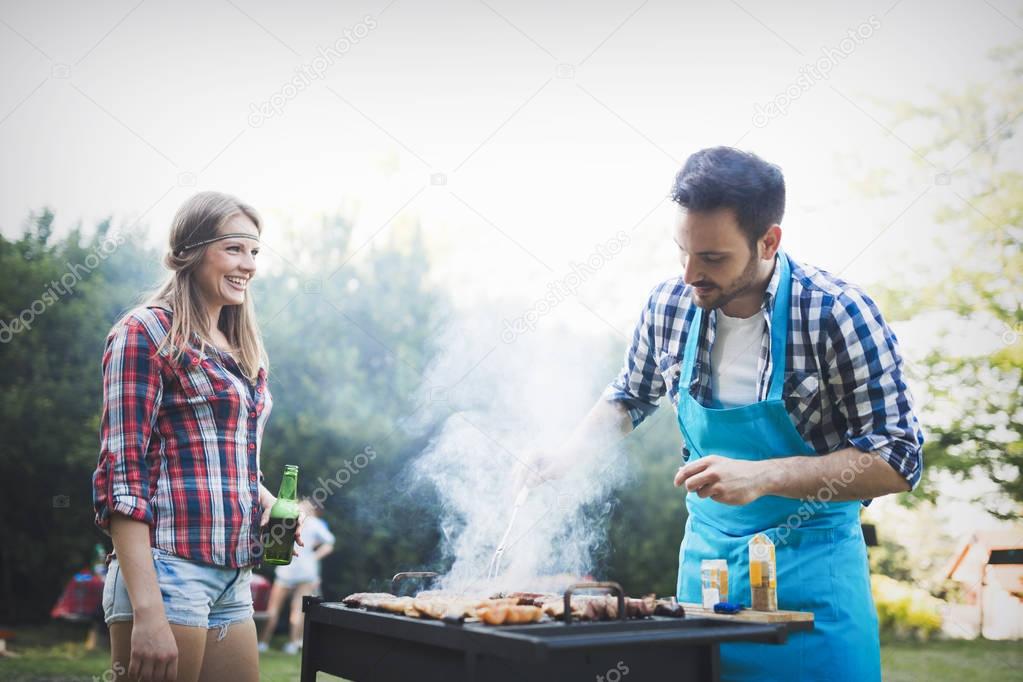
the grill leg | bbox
[299,596,323,682]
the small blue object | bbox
[713,601,745,614]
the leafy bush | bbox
[872,574,944,640]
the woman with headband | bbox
[92,191,301,682]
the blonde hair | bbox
[145,191,268,381]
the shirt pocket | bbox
[657,352,683,407]
[783,370,822,433]
[169,350,232,403]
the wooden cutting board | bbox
[680,602,814,623]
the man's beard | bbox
[692,250,760,311]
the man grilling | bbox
[533,147,923,681]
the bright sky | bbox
[3,0,1020,540]
[2,0,1019,317]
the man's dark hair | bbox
[671,147,785,247]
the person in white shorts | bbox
[257,499,335,654]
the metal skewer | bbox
[486,485,529,580]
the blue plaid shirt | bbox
[604,253,924,495]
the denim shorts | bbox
[103,547,254,633]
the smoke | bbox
[407,307,630,595]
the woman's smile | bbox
[225,275,249,292]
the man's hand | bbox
[511,400,633,489]
[673,455,768,506]
[129,607,178,682]
[513,449,573,489]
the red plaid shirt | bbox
[92,306,273,567]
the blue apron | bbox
[674,253,880,682]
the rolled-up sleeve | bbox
[92,319,163,531]
[824,289,924,492]
[603,286,666,428]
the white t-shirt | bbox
[274,515,335,584]
[710,308,766,408]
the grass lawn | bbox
[0,622,319,682]
[880,636,1023,682]
[2,623,1021,680]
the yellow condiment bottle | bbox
[749,533,777,611]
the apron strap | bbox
[679,297,704,390]
[765,251,791,401]
[680,251,793,403]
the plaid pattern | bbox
[605,253,924,494]
[92,306,272,567]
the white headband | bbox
[175,232,259,255]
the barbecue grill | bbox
[299,574,813,681]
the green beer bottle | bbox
[262,464,299,565]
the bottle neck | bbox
[277,472,297,501]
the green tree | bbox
[0,212,159,622]
[879,42,1022,518]
[605,406,690,597]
